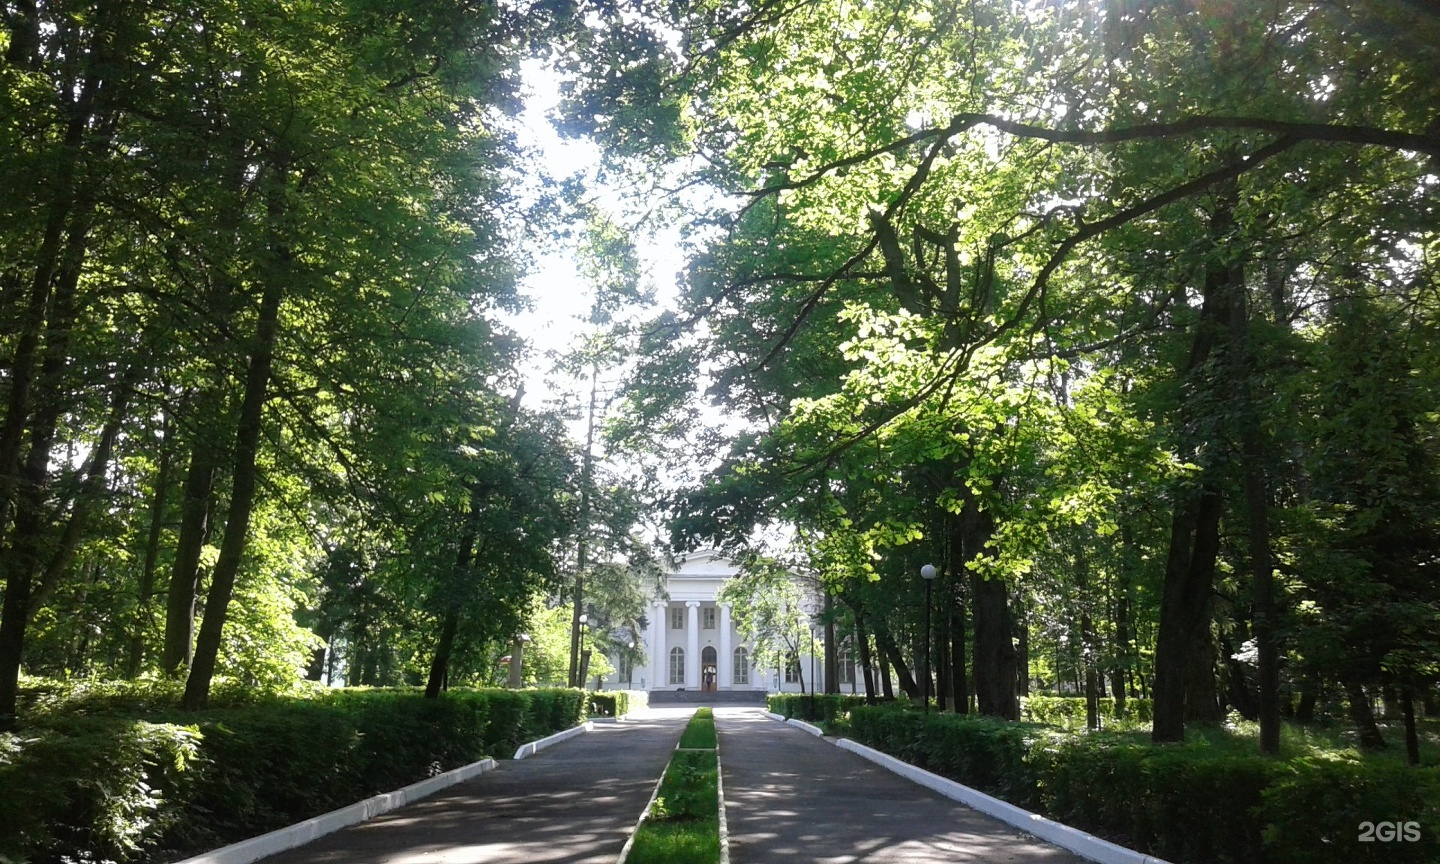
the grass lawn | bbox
[678,707,717,749]
[626,709,722,864]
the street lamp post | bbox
[578,613,591,688]
[921,564,937,715]
[627,639,635,688]
[809,621,818,720]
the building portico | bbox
[602,547,847,694]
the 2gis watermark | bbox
[1357,821,1421,842]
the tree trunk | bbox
[1222,632,1260,721]
[1111,544,1131,716]
[1401,687,1420,766]
[1151,188,1240,743]
[1226,264,1281,754]
[162,445,216,675]
[31,361,144,615]
[952,600,969,713]
[569,367,598,687]
[935,589,950,710]
[1294,675,1317,722]
[963,490,1016,719]
[879,644,894,700]
[875,626,919,699]
[855,613,876,704]
[125,412,173,677]
[181,254,286,709]
[0,214,93,727]
[1346,680,1387,751]
[971,573,1018,719]
[1015,594,1029,699]
[425,609,459,698]
[1185,618,1224,722]
[823,592,839,694]
[1082,609,1100,731]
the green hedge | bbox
[846,706,1440,864]
[766,693,869,726]
[1020,695,1153,726]
[1,686,587,864]
[586,689,648,718]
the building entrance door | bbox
[701,646,718,692]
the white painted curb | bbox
[785,717,823,737]
[514,720,594,759]
[762,710,785,722]
[717,738,731,864]
[176,716,600,864]
[171,757,498,864]
[835,738,1174,864]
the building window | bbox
[702,606,716,629]
[838,647,855,685]
[618,654,632,682]
[671,607,684,629]
[784,655,801,684]
[733,647,750,685]
[670,647,685,685]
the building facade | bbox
[600,548,859,694]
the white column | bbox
[685,601,700,688]
[718,603,733,689]
[652,601,667,688]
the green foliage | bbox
[847,706,1440,864]
[1019,696,1153,728]
[0,717,201,864]
[718,557,814,683]
[625,817,722,864]
[586,689,647,718]
[628,708,722,863]
[678,708,717,749]
[1,685,587,864]
[767,693,869,728]
[1260,758,1440,864]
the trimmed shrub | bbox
[0,717,201,864]
[2,685,588,864]
[1259,758,1440,864]
[766,693,869,726]
[846,705,1438,864]
[586,689,647,717]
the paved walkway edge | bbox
[613,742,669,864]
[716,742,731,864]
[173,718,603,864]
[514,720,594,759]
[170,757,500,864]
[833,738,1175,864]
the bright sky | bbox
[505,59,688,421]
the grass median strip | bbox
[624,708,722,864]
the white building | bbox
[599,548,860,694]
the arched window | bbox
[733,647,750,685]
[669,647,685,685]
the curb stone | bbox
[757,711,1173,864]
[835,737,1175,864]
[513,720,594,759]
[175,718,601,864]
[170,757,498,864]
[617,710,728,864]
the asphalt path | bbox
[256,711,685,864]
[717,707,1081,863]
[252,704,1085,864]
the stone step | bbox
[645,689,769,704]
